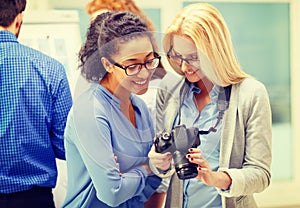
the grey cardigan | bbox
[155,72,272,208]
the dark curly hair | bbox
[79,11,154,82]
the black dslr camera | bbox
[154,125,200,180]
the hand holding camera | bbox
[154,125,201,180]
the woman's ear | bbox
[101,57,114,73]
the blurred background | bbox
[19,0,300,207]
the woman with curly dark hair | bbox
[62,11,165,208]
[85,0,166,80]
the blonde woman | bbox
[148,3,272,208]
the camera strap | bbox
[198,85,232,135]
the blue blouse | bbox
[176,83,222,208]
[63,84,161,208]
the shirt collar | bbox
[93,83,137,108]
[0,30,18,43]
[210,85,220,102]
[186,81,220,102]
[187,81,201,94]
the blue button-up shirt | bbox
[176,83,222,208]
[63,84,161,208]
[0,31,72,193]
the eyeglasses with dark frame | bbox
[108,52,161,76]
[167,45,200,68]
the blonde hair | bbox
[86,0,156,31]
[163,3,250,86]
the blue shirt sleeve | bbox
[49,63,72,160]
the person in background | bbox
[62,11,165,208]
[148,3,272,208]
[0,0,73,208]
[86,0,155,31]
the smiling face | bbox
[103,35,156,95]
[171,35,204,83]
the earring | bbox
[106,65,114,73]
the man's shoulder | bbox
[18,43,63,67]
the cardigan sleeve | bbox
[218,78,272,197]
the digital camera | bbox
[154,125,200,180]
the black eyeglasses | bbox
[167,45,200,68]
[109,54,161,76]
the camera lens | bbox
[173,150,198,180]
[176,166,198,180]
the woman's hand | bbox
[187,148,232,190]
[148,144,173,171]
[186,148,214,185]
[114,155,122,176]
